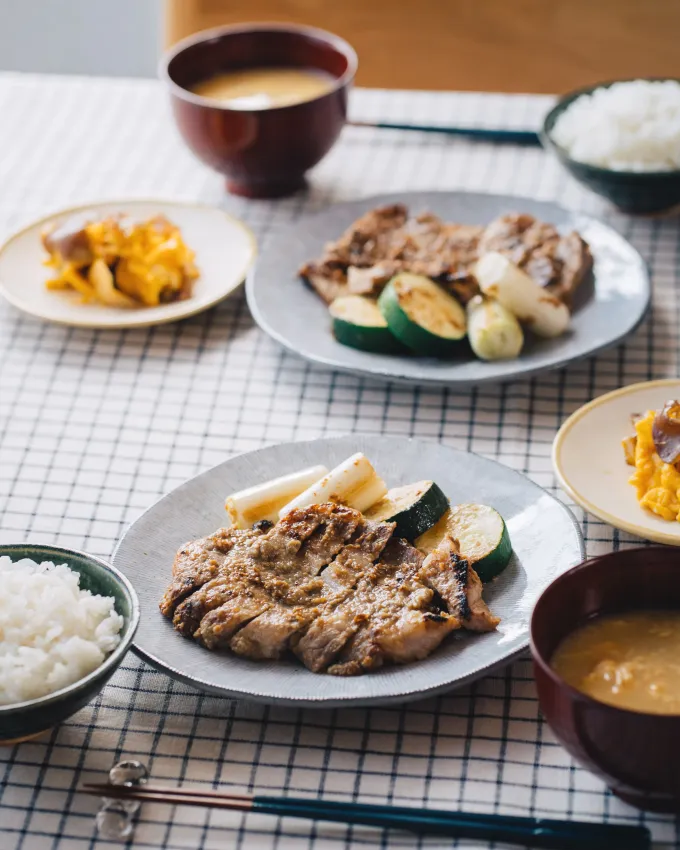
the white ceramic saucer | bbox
[553,379,680,545]
[0,199,256,329]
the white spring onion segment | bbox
[225,464,328,528]
[474,252,570,338]
[279,453,388,518]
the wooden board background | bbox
[165,0,680,94]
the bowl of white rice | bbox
[0,544,139,744]
[543,78,680,213]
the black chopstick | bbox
[348,120,542,145]
[84,784,650,850]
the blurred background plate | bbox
[0,199,256,329]
[114,435,584,707]
[553,379,680,546]
[247,191,649,387]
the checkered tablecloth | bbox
[0,72,678,849]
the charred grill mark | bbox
[424,612,449,623]
[450,551,471,622]
[430,589,448,615]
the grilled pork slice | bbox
[284,520,396,670]
[340,213,456,295]
[328,539,460,675]
[159,526,265,618]
[300,208,484,303]
[346,263,400,296]
[550,230,594,304]
[419,539,500,632]
[403,222,483,282]
[299,205,409,304]
[229,519,395,660]
[170,503,362,644]
[298,538,459,675]
[320,204,409,268]
[302,267,350,305]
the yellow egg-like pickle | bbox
[628,410,680,521]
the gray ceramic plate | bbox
[113,436,584,707]
[246,191,649,387]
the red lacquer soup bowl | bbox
[160,22,357,198]
[531,546,680,813]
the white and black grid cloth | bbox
[0,74,678,849]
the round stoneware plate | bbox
[0,199,256,329]
[247,191,649,387]
[553,379,680,545]
[114,435,584,707]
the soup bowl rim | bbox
[159,21,359,113]
[530,545,680,721]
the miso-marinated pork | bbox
[314,538,459,677]
[419,538,500,632]
[229,517,395,660]
[171,502,361,644]
[300,205,592,306]
[159,525,266,618]
[159,502,500,676]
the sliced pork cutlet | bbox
[231,518,395,661]
[419,538,500,632]
[343,213,448,297]
[299,204,409,304]
[346,263,401,297]
[321,204,409,268]
[297,536,423,673]
[327,539,460,676]
[400,221,483,280]
[300,265,350,305]
[549,230,594,305]
[381,211,445,265]
[183,503,362,649]
[478,213,558,267]
[344,215,482,296]
[271,519,396,669]
[300,206,481,304]
[159,526,265,618]
[298,538,459,676]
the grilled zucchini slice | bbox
[378,273,466,356]
[364,480,449,540]
[330,295,404,354]
[416,503,512,582]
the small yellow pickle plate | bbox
[0,199,256,329]
[553,378,680,545]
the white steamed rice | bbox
[550,79,680,172]
[0,556,124,706]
